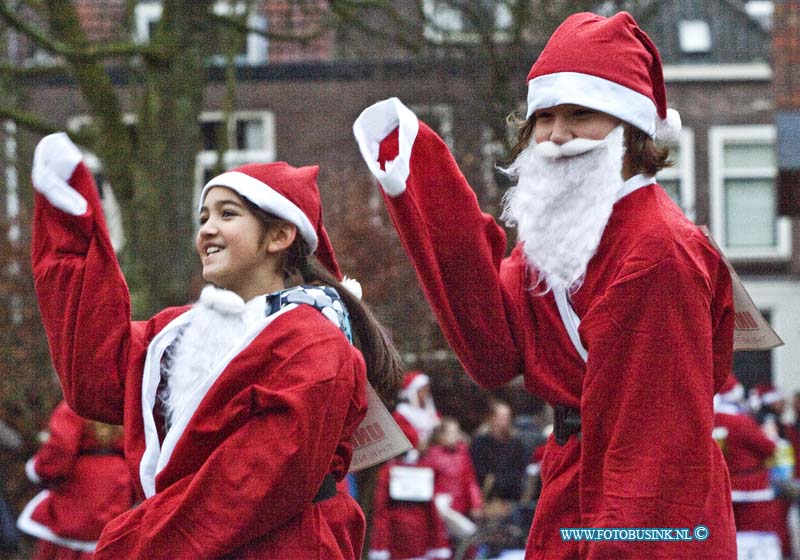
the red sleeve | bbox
[30,401,84,482]
[731,415,776,459]
[581,255,733,558]
[32,162,131,424]
[355,100,523,389]
[425,499,451,559]
[93,330,365,559]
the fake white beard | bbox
[396,401,441,446]
[161,286,257,429]
[500,126,625,293]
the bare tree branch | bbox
[0,0,166,62]
[328,0,425,53]
[207,11,333,44]
[0,61,66,78]
[0,103,92,144]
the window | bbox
[709,126,789,260]
[656,128,695,221]
[134,1,267,64]
[195,111,276,207]
[422,0,511,44]
[409,104,454,149]
[734,310,773,391]
[134,2,163,44]
[208,2,267,66]
[678,20,712,54]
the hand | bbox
[31,132,87,215]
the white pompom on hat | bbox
[200,161,343,280]
[526,11,681,142]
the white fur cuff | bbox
[25,458,40,484]
[31,132,87,216]
[352,97,419,197]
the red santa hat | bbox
[399,371,430,403]
[526,11,681,142]
[716,373,745,404]
[751,383,785,407]
[200,162,342,279]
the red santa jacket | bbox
[17,401,134,552]
[354,99,736,559]
[714,405,776,500]
[369,454,451,560]
[31,144,369,559]
[425,442,482,516]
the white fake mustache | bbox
[532,137,607,159]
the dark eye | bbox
[221,209,237,218]
[199,214,208,225]
[574,109,597,118]
[535,111,553,120]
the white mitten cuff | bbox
[31,132,88,216]
[353,97,419,197]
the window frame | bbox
[194,110,276,210]
[709,125,790,260]
[408,103,454,150]
[134,1,267,64]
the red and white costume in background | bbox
[353,13,735,557]
[16,401,134,559]
[30,134,368,559]
[394,372,441,448]
[369,423,451,560]
[713,399,779,533]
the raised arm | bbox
[31,133,131,424]
[353,98,523,388]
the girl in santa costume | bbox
[16,401,135,560]
[29,132,403,559]
[353,11,736,560]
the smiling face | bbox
[533,104,621,145]
[197,186,287,301]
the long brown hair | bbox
[245,199,404,406]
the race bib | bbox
[389,465,434,502]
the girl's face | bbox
[533,104,621,145]
[197,187,285,301]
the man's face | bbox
[533,104,621,146]
[416,385,431,408]
[489,405,513,438]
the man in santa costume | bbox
[393,371,441,450]
[27,131,402,558]
[353,11,736,559]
